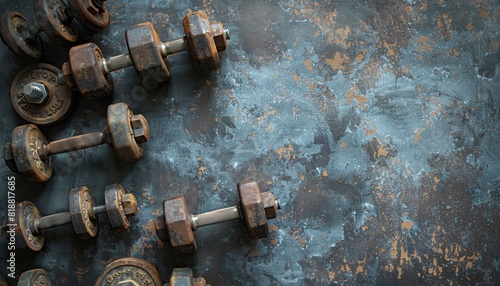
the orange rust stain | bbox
[328,271,336,281]
[378,144,389,157]
[270,239,279,246]
[293,73,301,82]
[401,221,414,231]
[276,145,295,160]
[300,173,305,181]
[304,59,313,72]
[340,141,346,149]
[345,85,367,109]
[414,128,424,144]
[144,220,156,235]
[269,225,279,232]
[322,170,329,177]
[414,36,434,53]
[433,176,440,183]
[197,166,207,176]
[479,9,490,19]
[325,51,348,71]
[356,53,365,63]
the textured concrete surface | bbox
[0,0,499,285]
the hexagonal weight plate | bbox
[164,196,197,254]
[69,186,98,239]
[238,181,269,239]
[10,124,53,183]
[182,11,220,71]
[11,63,73,126]
[69,42,113,100]
[104,184,130,231]
[34,0,79,45]
[18,269,52,286]
[0,11,43,61]
[15,201,46,251]
[95,257,162,286]
[107,103,143,162]
[126,22,171,90]
[67,0,110,31]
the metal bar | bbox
[103,53,133,73]
[43,132,105,158]
[36,212,71,232]
[190,206,240,230]
[160,38,187,56]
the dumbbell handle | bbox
[38,131,109,160]
[102,38,186,74]
[189,205,240,230]
[31,205,107,233]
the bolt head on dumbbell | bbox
[17,269,52,286]
[0,11,43,61]
[11,64,74,125]
[238,180,270,239]
[168,268,207,286]
[105,184,138,231]
[107,102,150,162]
[94,257,162,286]
[161,195,197,254]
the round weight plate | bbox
[67,0,110,31]
[95,257,162,286]
[18,269,52,286]
[34,0,79,45]
[11,63,73,126]
[126,22,171,90]
[107,103,143,162]
[69,186,98,239]
[15,201,46,251]
[104,184,130,231]
[182,11,220,71]
[10,124,53,183]
[69,43,113,100]
[0,11,43,61]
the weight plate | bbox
[107,103,143,162]
[104,184,130,231]
[69,43,113,100]
[34,0,79,45]
[10,124,53,183]
[15,201,45,251]
[238,181,268,239]
[95,257,162,286]
[183,11,220,71]
[69,186,98,239]
[11,63,73,126]
[18,269,52,286]
[67,0,110,31]
[0,11,43,61]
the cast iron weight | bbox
[3,102,150,183]
[61,11,229,100]
[0,268,51,286]
[0,0,110,61]
[95,257,208,286]
[0,184,138,252]
[155,180,281,254]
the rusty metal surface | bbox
[67,0,110,32]
[69,186,98,240]
[0,0,499,285]
[0,11,43,61]
[183,11,221,71]
[94,257,162,286]
[33,0,79,45]
[17,268,51,286]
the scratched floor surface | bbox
[0,0,499,285]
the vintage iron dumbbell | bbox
[0,0,110,60]
[0,184,137,252]
[155,180,280,254]
[3,102,150,183]
[61,10,229,100]
[95,257,208,286]
[0,268,51,286]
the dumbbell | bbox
[3,102,149,183]
[0,0,110,61]
[0,184,137,252]
[0,269,51,286]
[95,257,208,286]
[155,180,280,254]
[61,10,229,100]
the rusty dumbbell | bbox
[61,10,229,99]
[3,102,150,183]
[95,257,208,286]
[0,0,110,61]
[155,180,280,254]
[0,268,51,286]
[0,184,137,252]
